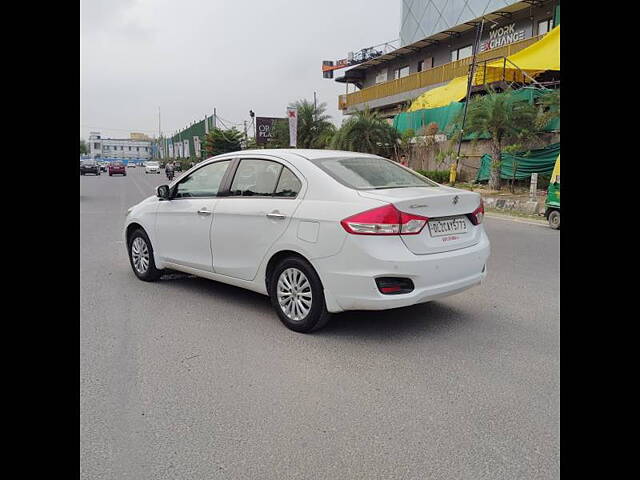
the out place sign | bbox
[479,23,525,53]
[256,117,285,145]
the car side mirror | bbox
[156,185,170,200]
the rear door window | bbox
[229,159,283,197]
[274,167,302,198]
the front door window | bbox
[174,160,231,198]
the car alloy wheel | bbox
[131,237,150,274]
[277,268,312,322]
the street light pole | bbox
[451,17,485,186]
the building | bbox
[336,0,560,117]
[88,132,153,161]
[130,132,151,141]
[160,115,218,160]
[400,0,522,46]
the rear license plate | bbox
[428,216,468,237]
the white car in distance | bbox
[124,150,490,333]
[145,161,161,174]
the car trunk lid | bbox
[357,186,482,254]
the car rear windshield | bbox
[311,157,438,190]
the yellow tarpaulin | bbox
[408,25,560,112]
[476,25,560,84]
[550,154,560,183]
[407,76,468,111]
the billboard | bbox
[256,117,285,145]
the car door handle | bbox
[197,208,212,216]
[266,212,287,220]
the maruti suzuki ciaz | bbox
[124,150,490,332]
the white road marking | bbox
[485,214,548,227]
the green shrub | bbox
[416,170,450,184]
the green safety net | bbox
[393,102,463,135]
[475,142,560,182]
[394,87,559,137]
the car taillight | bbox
[468,199,484,225]
[340,204,428,235]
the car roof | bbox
[212,149,381,164]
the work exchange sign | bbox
[479,23,526,52]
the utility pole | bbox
[451,17,485,186]
[213,108,217,130]
[243,120,248,147]
[313,91,317,121]
[158,107,162,159]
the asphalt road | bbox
[80,167,560,480]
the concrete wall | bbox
[406,132,560,182]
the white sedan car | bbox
[124,150,490,332]
[145,161,161,174]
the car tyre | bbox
[548,210,560,230]
[127,228,162,281]
[269,256,331,333]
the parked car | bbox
[124,150,490,333]
[127,162,136,168]
[145,161,161,174]
[80,160,101,176]
[99,162,108,172]
[108,162,126,176]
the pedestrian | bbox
[400,154,409,168]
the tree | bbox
[536,89,560,130]
[291,99,336,149]
[331,108,400,157]
[267,119,293,148]
[267,99,336,149]
[458,88,538,190]
[80,139,88,155]
[203,128,243,157]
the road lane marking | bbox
[485,214,548,227]
[129,174,149,197]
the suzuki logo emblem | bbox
[452,195,459,205]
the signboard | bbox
[168,142,174,158]
[183,139,190,157]
[479,23,526,53]
[256,117,284,145]
[193,136,201,157]
[287,108,297,148]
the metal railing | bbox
[340,34,544,110]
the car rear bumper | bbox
[314,230,490,313]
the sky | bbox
[80,0,401,141]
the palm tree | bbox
[461,88,538,190]
[266,99,336,149]
[290,99,335,149]
[536,89,560,130]
[331,108,400,157]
